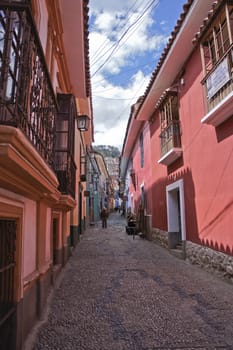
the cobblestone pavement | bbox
[27,212,233,350]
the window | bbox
[0,10,23,102]
[201,2,233,125]
[158,91,182,165]
[160,93,179,127]
[139,132,144,168]
[55,94,76,197]
[202,3,233,74]
[159,93,181,156]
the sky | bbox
[89,0,187,150]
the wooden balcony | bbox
[158,120,182,166]
[201,47,233,126]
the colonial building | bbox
[93,151,112,215]
[0,0,92,349]
[120,0,233,276]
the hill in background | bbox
[93,145,120,158]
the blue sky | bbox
[89,0,186,149]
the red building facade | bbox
[120,0,233,275]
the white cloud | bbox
[94,12,116,32]
[89,0,138,16]
[92,70,150,148]
[89,0,165,149]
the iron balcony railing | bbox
[0,2,57,168]
[55,153,76,198]
[160,120,181,157]
[55,94,77,199]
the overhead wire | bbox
[90,0,140,63]
[91,58,156,87]
[91,0,147,65]
[92,95,136,100]
[91,0,160,77]
[91,0,158,74]
[103,0,161,67]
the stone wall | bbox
[186,241,233,282]
[151,228,168,248]
[151,228,233,283]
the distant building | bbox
[105,157,120,193]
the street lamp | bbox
[76,114,90,131]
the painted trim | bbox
[201,89,233,126]
[0,199,23,302]
[166,179,186,241]
[158,148,182,166]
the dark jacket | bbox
[100,208,108,218]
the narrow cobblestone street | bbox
[26,212,233,350]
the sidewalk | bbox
[26,212,233,350]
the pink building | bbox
[0,1,93,349]
[121,0,233,276]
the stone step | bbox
[169,247,185,260]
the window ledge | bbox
[158,148,182,166]
[201,90,233,126]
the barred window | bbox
[139,132,144,168]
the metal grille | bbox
[0,219,16,349]
[0,4,57,168]
[55,94,77,198]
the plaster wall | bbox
[37,0,48,53]
[130,122,152,213]
[150,109,168,231]
[23,199,37,277]
[180,48,233,254]
[149,45,233,256]
[45,207,52,262]
[0,189,37,278]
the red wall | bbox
[130,122,153,215]
[150,112,168,231]
[150,47,233,254]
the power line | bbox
[91,0,160,77]
[91,0,157,73]
[93,95,136,101]
[91,0,140,63]
[105,0,160,65]
[92,60,155,87]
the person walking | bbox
[100,207,108,228]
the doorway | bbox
[0,219,17,350]
[166,179,186,249]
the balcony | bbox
[201,48,233,127]
[158,120,182,166]
[55,153,76,198]
[0,3,57,168]
[55,94,77,199]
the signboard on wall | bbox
[206,57,230,99]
